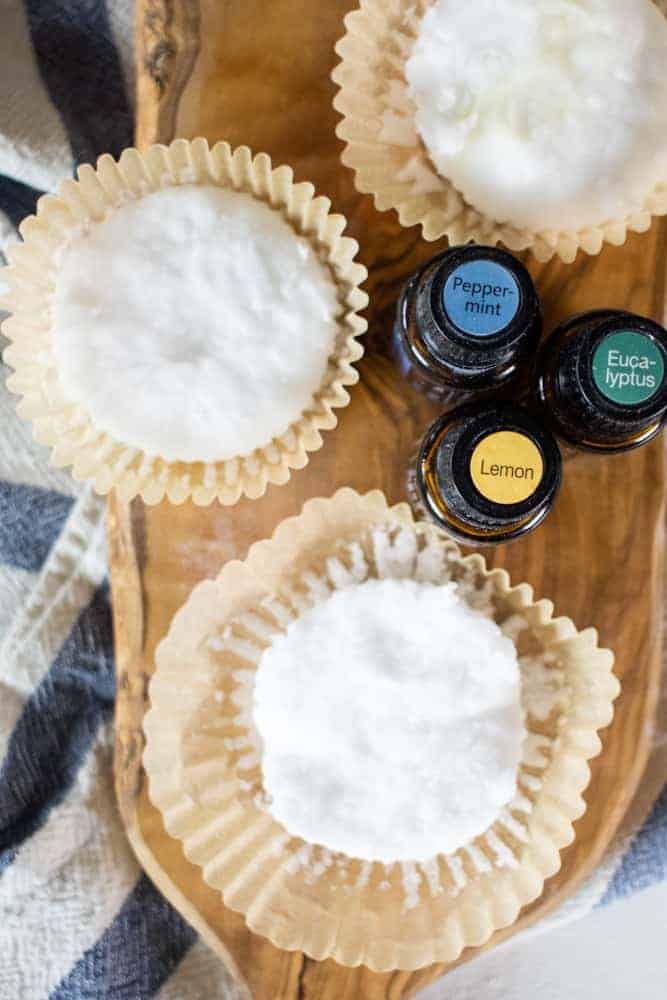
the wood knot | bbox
[143,0,177,96]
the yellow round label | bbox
[470,431,544,505]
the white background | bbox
[418,882,667,999]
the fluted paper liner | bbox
[143,488,619,971]
[332,0,667,263]
[1,139,368,505]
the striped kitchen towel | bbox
[0,1,665,998]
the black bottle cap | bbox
[540,310,667,450]
[413,245,542,385]
[577,312,667,423]
[417,402,562,544]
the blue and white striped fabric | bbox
[0,2,240,997]
[0,2,665,998]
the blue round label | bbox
[442,260,520,337]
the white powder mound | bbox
[405,0,667,232]
[52,186,339,463]
[253,577,525,863]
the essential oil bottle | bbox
[393,245,542,402]
[536,310,667,453]
[409,402,562,545]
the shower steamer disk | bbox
[333,0,667,261]
[2,139,367,504]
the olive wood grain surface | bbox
[110,1,666,997]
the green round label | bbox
[591,331,664,406]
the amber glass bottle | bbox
[393,245,542,401]
[410,402,562,545]
[537,310,667,453]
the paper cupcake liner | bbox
[332,0,667,264]
[1,139,368,505]
[144,488,619,971]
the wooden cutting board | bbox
[109,2,666,997]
